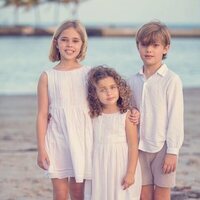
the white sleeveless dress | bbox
[92,112,141,200]
[44,67,93,183]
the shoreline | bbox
[0,87,199,199]
[0,87,199,96]
[0,25,200,37]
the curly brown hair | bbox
[87,65,132,118]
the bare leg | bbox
[154,185,170,200]
[51,178,69,200]
[140,185,154,200]
[69,177,85,200]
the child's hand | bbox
[121,173,135,190]
[37,150,50,170]
[128,108,140,124]
[162,154,177,174]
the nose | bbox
[67,40,72,47]
[106,89,112,96]
[146,45,152,52]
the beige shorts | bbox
[139,143,176,188]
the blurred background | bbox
[0,0,200,94]
[0,1,200,199]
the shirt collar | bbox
[138,63,168,77]
[138,68,144,75]
[157,64,168,77]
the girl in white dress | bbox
[36,20,93,200]
[87,66,142,200]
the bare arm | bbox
[122,111,139,190]
[36,72,50,170]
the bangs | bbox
[140,31,165,46]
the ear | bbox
[163,44,170,54]
[53,38,58,48]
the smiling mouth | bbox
[65,49,75,54]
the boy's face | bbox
[137,40,169,68]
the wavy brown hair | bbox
[87,65,132,118]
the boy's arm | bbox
[163,154,177,174]
[129,108,140,124]
[166,75,184,155]
[162,75,184,174]
[127,77,140,124]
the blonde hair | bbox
[49,20,88,62]
[87,65,132,118]
[136,20,171,59]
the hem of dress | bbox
[74,173,92,183]
[45,171,92,182]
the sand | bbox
[0,88,199,200]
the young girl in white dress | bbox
[36,20,93,200]
[87,65,142,200]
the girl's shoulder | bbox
[83,65,92,72]
[38,67,56,82]
[118,110,130,128]
[42,67,54,75]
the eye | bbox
[153,43,160,47]
[98,87,106,93]
[140,43,146,47]
[60,38,68,42]
[72,38,81,43]
[100,88,106,92]
[111,85,117,90]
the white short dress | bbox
[92,112,142,200]
[44,67,93,183]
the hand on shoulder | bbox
[127,108,140,125]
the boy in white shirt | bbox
[129,21,184,200]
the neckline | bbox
[52,66,84,72]
[102,111,120,115]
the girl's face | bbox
[138,39,169,68]
[57,27,83,61]
[96,76,119,109]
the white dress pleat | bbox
[44,67,93,183]
[92,112,141,200]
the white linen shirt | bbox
[128,64,184,155]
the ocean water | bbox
[0,36,200,94]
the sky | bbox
[0,0,200,26]
[79,0,200,25]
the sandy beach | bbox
[0,88,200,200]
